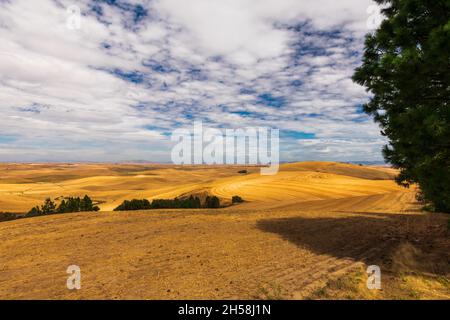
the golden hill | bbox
[0,162,448,300]
[0,162,403,212]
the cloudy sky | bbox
[0,0,385,163]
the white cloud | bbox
[0,0,384,162]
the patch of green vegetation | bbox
[27,195,100,217]
[422,204,436,212]
[232,195,244,204]
[436,276,450,288]
[408,290,421,299]
[311,287,328,299]
[0,212,21,222]
[307,269,366,300]
[1,195,100,223]
[255,282,284,300]
[204,196,220,208]
[114,195,221,211]
[114,199,152,211]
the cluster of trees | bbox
[27,195,99,217]
[353,0,450,212]
[1,193,245,222]
[152,196,203,209]
[0,195,100,223]
[114,195,222,211]
[113,194,246,211]
[113,199,152,211]
[204,196,220,208]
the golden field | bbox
[0,162,449,299]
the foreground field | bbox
[0,162,449,299]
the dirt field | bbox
[0,162,449,299]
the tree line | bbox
[27,195,100,217]
[0,195,100,222]
[114,195,222,211]
[113,194,244,211]
[1,194,245,222]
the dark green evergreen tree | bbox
[204,196,220,208]
[41,198,56,214]
[27,206,42,217]
[80,195,89,211]
[353,0,450,212]
[57,199,67,213]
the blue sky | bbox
[0,0,385,163]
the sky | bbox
[0,0,385,163]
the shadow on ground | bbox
[257,212,450,275]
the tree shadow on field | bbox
[256,212,450,275]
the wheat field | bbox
[0,162,448,299]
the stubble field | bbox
[0,162,448,299]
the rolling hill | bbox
[0,162,448,300]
